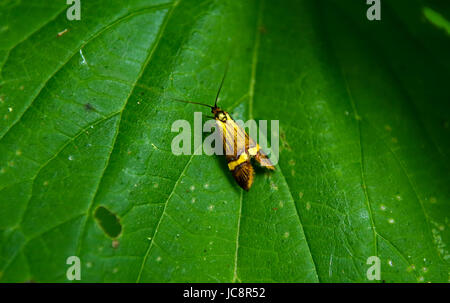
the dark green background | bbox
[0,0,449,282]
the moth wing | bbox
[242,126,275,170]
[217,113,275,170]
[215,115,255,190]
[215,117,247,159]
[254,148,275,170]
[232,161,254,191]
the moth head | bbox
[212,107,227,122]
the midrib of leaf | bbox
[229,0,264,284]
[247,0,264,122]
[232,189,243,283]
[233,0,319,282]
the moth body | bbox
[212,107,274,191]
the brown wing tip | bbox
[255,151,275,170]
[232,162,254,191]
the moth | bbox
[171,64,274,191]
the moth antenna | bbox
[169,97,213,109]
[214,57,231,108]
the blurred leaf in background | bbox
[0,0,448,282]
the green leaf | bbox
[0,0,449,283]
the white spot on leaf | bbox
[79,49,87,64]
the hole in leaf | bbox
[94,206,122,238]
